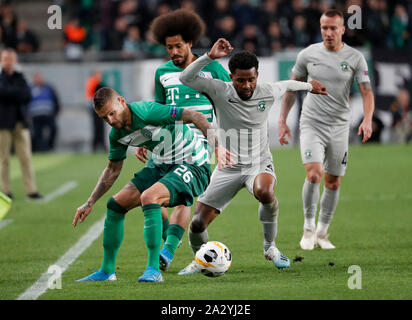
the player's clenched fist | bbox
[309,80,327,95]
[207,38,233,60]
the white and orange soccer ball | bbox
[195,241,232,277]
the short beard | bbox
[172,55,187,67]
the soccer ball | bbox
[195,241,232,277]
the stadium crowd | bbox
[60,0,412,58]
[1,0,411,57]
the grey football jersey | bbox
[292,42,370,126]
[181,54,312,166]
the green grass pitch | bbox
[0,144,411,300]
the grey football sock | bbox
[302,179,320,230]
[316,187,340,236]
[188,228,209,255]
[259,197,279,251]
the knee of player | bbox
[190,215,207,233]
[254,187,275,204]
[307,170,322,183]
[140,190,161,206]
[324,180,341,190]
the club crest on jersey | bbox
[340,61,350,72]
[257,101,266,112]
[304,149,312,160]
[140,128,153,139]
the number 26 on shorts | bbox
[173,165,194,183]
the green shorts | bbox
[131,162,211,207]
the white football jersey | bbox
[180,54,312,166]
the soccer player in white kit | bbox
[177,38,328,274]
[278,9,375,250]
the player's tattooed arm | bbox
[88,160,123,205]
[358,81,375,143]
[73,160,123,226]
[180,109,217,147]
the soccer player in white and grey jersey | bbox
[177,38,328,275]
[278,9,375,250]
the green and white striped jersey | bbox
[154,56,230,139]
[108,101,208,166]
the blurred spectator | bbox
[63,18,87,60]
[122,25,144,59]
[258,0,279,35]
[0,48,42,200]
[210,15,237,43]
[85,70,106,152]
[234,24,268,56]
[0,3,18,49]
[180,0,196,11]
[141,29,167,58]
[290,15,311,48]
[16,20,39,53]
[117,0,151,35]
[233,0,259,29]
[390,4,410,49]
[390,88,412,143]
[103,17,128,51]
[267,21,286,52]
[364,0,390,48]
[28,72,60,152]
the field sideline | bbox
[0,144,411,300]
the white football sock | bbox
[316,187,340,236]
[259,197,279,251]
[302,179,320,230]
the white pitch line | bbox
[17,216,105,300]
[0,219,13,230]
[39,181,78,203]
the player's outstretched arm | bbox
[278,75,307,145]
[180,109,234,169]
[357,82,375,143]
[73,160,123,227]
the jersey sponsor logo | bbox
[340,61,350,72]
[257,101,266,112]
[304,149,312,160]
[228,98,238,103]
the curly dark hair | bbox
[150,9,206,45]
[228,51,259,73]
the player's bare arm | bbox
[180,109,234,169]
[73,160,123,226]
[207,38,233,60]
[357,81,375,143]
[278,75,306,145]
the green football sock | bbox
[142,204,163,271]
[162,218,169,242]
[101,198,127,274]
[164,224,185,256]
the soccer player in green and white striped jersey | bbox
[135,9,230,271]
[73,87,232,282]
